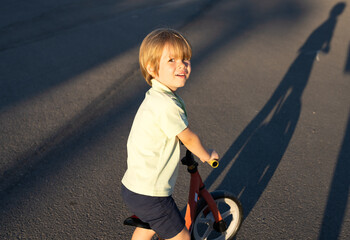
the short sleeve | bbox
[159,99,188,138]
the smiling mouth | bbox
[175,73,186,77]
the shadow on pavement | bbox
[318,112,350,240]
[204,2,346,220]
[318,4,349,238]
[345,42,350,73]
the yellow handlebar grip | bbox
[208,159,219,168]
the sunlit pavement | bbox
[1,0,349,239]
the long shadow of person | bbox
[318,21,349,240]
[345,42,350,73]
[318,113,350,240]
[204,2,346,218]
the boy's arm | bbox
[177,127,219,163]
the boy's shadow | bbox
[204,2,346,217]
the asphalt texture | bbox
[1,0,350,239]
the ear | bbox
[147,64,157,78]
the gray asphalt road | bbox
[1,0,349,239]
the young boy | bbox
[121,28,219,240]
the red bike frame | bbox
[185,167,224,232]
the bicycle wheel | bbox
[192,191,243,240]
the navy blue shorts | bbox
[122,185,185,239]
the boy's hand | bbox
[206,150,219,167]
[208,149,219,162]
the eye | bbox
[168,58,175,62]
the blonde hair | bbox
[139,28,192,86]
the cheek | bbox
[165,67,175,75]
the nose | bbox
[178,60,189,69]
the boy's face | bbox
[150,44,191,92]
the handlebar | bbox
[182,150,219,169]
[208,159,219,168]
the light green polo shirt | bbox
[122,79,188,197]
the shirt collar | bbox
[151,79,187,117]
[151,79,174,94]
